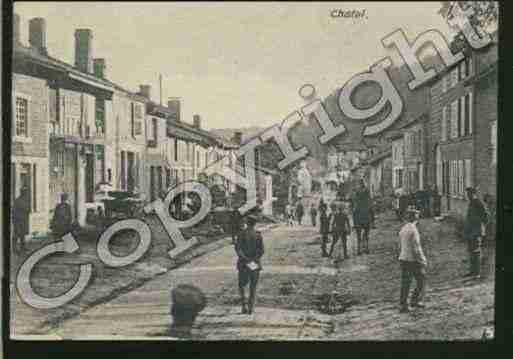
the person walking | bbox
[235,215,265,315]
[12,186,31,253]
[352,179,372,255]
[169,284,207,338]
[310,205,318,227]
[296,202,304,225]
[50,193,73,238]
[319,203,330,257]
[398,206,427,313]
[463,187,489,279]
[329,203,352,260]
[231,208,243,245]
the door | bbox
[85,153,95,203]
[127,152,135,193]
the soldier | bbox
[169,284,207,338]
[12,186,31,253]
[296,202,304,225]
[50,193,73,238]
[235,215,264,314]
[310,205,318,227]
[398,206,427,313]
[463,187,489,279]
[352,179,372,255]
[329,203,352,260]
[319,203,330,257]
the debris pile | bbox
[314,291,358,315]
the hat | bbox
[466,187,477,194]
[171,284,207,313]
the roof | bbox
[13,43,139,96]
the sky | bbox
[15,2,455,130]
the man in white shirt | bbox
[398,206,427,313]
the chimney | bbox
[93,58,106,78]
[74,29,93,73]
[167,97,181,122]
[139,85,151,99]
[13,13,20,46]
[29,18,47,54]
[193,115,201,129]
[233,131,243,145]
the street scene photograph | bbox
[9,2,497,341]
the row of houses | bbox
[351,32,498,222]
[11,15,274,235]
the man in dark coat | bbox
[352,179,372,255]
[319,203,330,257]
[329,203,351,259]
[169,284,207,338]
[310,205,318,227]
[231,208,244,245]
[235,215,264,314]
[12,187,31,252]
[463,187,489,279]
[296,202,304,225]
[51,193,73,238]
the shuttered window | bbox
[451,101,458,139]
[441,106,447,141]
[465,159,472,189]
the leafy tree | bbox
[439,1,498,33]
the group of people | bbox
[12,190,74,253]
[397,186,489,313]
[394,185,442,221]
[318,179,373,259]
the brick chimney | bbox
[167,97,181,122]
[139,85,151,99]
[232,131,243,145]
[93,58,106,79]
[13,13,21,46]
[193,115,201,129]
[29,18,47,54]
[74,29,93,73]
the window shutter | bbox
[468,91,473,134]
[458,98,463,137]
[441,106,447,141]
[451,101,458,139]
[458,160,463,197]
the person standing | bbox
[352,179,372,255]
[50,193,73,238]
[231,208,243,245]
[319,203,330,257]
[296,202,304,225]
[310,205,318,227]
[463,187,489,279]
[235,215,264,314]
[169,284,207,338]
[398,206,427,313]
[12,186,31,253]
[330,203,352,260]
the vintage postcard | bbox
[8,1,497,341]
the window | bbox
[464,94,470,136]
[491,121,497,165]
[457,98,462,137]
[16,96,29,137]
[32,164,37,212]
[166,168,171,188]
[444,73,451,92]
[151,118,158,145]
[197,151,201,168]
[458,160,464,197]
[186,143,190,162]
[468,91,473,134]
[451,67,459,87]
[95,99,105,135]
[132,103,143,136]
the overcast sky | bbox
[15,2,454,130]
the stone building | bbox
[367,148,392,198]
[401,114,429,194]
[428,32,498,220]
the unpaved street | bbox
[18,212,494,340]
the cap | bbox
[171,284,207,312]
[466,187,477,194]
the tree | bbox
[439,1,499,33]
